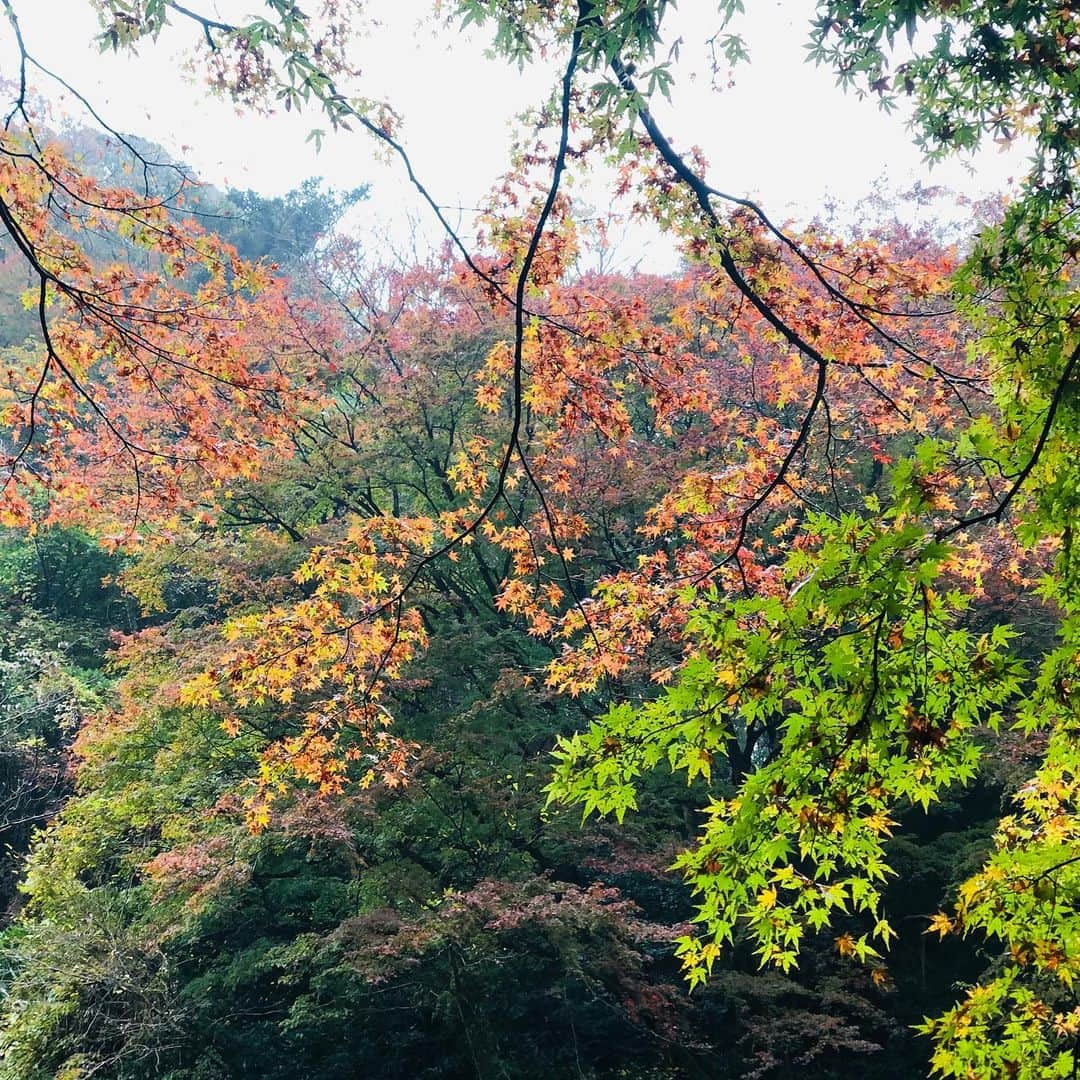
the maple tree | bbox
[0,224,984,1077]
[0,0,1079,1077]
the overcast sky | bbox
[2,1,1029,267]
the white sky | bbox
[3,1,1028,268]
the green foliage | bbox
[808,0,1080,192]
[551,511,1024,981]
[0,530,121,912]
[0,528,131,631]
[0,600,692,1079]
[215,180,367,267]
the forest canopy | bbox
[1,1,1079,1077]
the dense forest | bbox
[1,2,1080,1078]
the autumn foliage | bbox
[2,1,1080,1077]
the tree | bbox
[214,179,367,268]
[3,241,984,1078]
[2,1,1080,1075]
